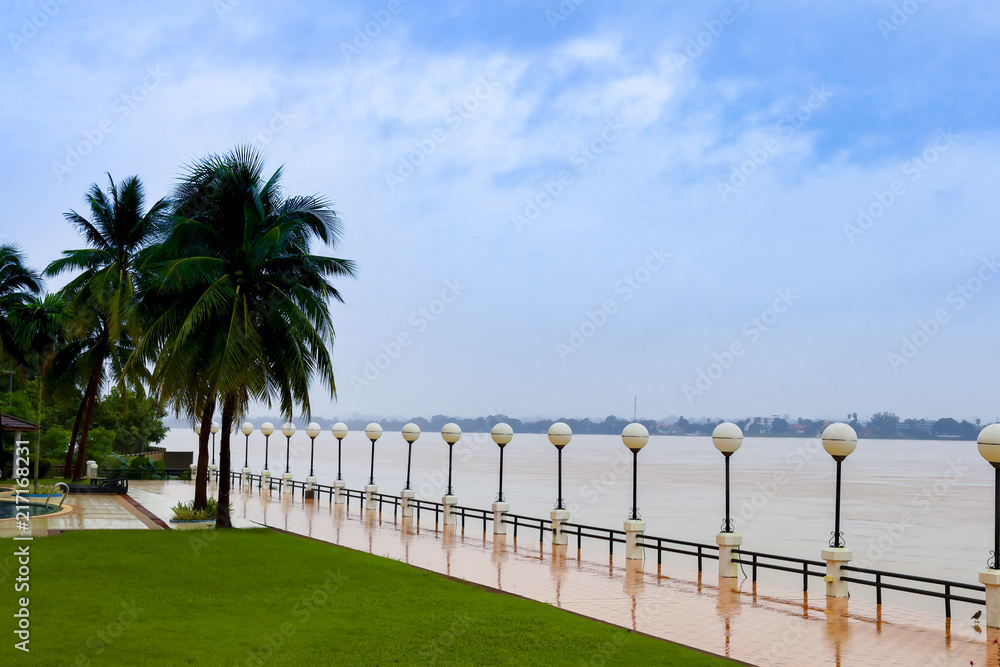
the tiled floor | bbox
[130,479,996,667]
[0,491,156,536]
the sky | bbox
[2,0,1000,423]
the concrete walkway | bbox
[123,478,995,667]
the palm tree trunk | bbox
[33,378,42,493]
[216,395,234,529]
[63,397,85,479]
[194,399,215,511]
[72,344,106,481]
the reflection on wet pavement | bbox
[133,480,991,667]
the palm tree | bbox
[144,145,355,527]
[46,174,167,480]
[0,245,43,364]
[11,294,69,490]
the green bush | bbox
[170,497,231,521]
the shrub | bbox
[170,497,232,521]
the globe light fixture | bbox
[712,422,743,533]
[365,423,383,485]
[823,422,858,549]
[260,421,274,471]
[978,424,1000,570]
[491,423,513,502]
[331,422,348,481]
[240,421,254,469]
[548,422,572,510]
[306,422,322,477]
[281,422,296,474]
[402,423,421,490]
[441,423,462,496]
[621,423,649,521]
[210,421,220,466]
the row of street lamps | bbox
[194,419,867,540]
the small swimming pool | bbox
[0,500,60,519]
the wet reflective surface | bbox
[133,479,992,666]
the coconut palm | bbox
[11,294,69,490]
[143,145,355,527]
[46,174,167,480]
[0,244,43,364]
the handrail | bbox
[220,469,986,618]
[44,482,69,509]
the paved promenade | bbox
[121,479,992,667]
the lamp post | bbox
[441,423,462,525]
[621,423,649,521]
[401,423,420,517]
[332,422,348,481]
[548,422,571,510]
[305,422,321,495]
[712,422,743,533]
[191,423,201,480]
[260,422,274,476]
[240,421,253,479]
[331,422,348,504]
[712,422,744,577]
[821,422,858,598]
[977,424,1000,628]
[548,422,572,545]
[364,423,382,511]
[281,422,296,489]
[492,423,513,502]
[491,423,513,535]
[402,423,420,490]
[210,421,220,471]
[306,422,321,477]
[823,422,857,549]
[621,423,648,560]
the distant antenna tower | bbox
[633,396,637,422]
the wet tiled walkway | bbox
[131,479,992,667]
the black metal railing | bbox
[841,564,986,618]
[218,470,985,619]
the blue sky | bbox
[2,0,1000,423]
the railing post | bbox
[980,570,1000,627]
[281,471,293,494]
[551,509,571,545]
[443,493,457,526]
[492,501,509,535]
[822,547,853,598]
[716,532,741,578]
[333,479,346,504]
[365,483,378,511]
[401,488,415,517]
[624,519,645,560]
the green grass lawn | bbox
[0,529,735,666]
